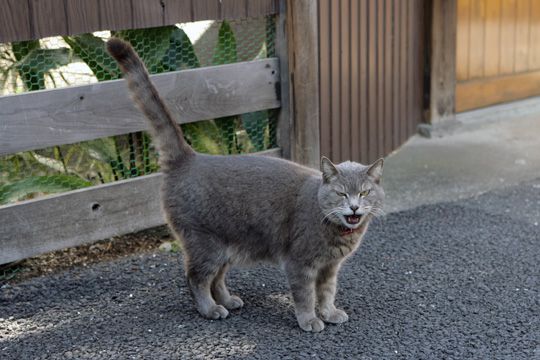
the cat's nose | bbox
[350,205,359,213]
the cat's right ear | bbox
[321,156,339,183]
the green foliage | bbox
[0,175,92,204]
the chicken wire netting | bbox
[0,16,278,205]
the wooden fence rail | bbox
[0,0,278,43]
[0,58,280,155]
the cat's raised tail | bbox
[107,38,194,165]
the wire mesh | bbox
[0,16,278,205]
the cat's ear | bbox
[367,158,384,184]
[321,156,339,183]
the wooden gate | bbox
[318,0,425,164]
[456,0,540,112]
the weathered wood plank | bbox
[30,0,68,38]
[0,59,280,155]
[247,0,277,18]
[0,0,32,42]
[192,0,221,21]
[286,0,320,168]
[132,0,165,28]
[100,0,133,31]
[163,0,193,23]
[0,148,281,264]
[429,0,457,123]
[66,0,100,35]
[222,0,247,20]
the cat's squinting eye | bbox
[336,191,347,198]
[359,190,371,197]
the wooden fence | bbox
[0,0,425,264]
[0,0,278,42]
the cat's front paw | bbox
[320,308,349,324]
[221,295,244,310]
[200,304,229,320]
[297,316,325,332]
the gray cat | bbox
[107,38,385,332]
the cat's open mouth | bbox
[345,215,362,225]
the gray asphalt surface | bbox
[1,180,539,359]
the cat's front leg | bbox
[285,264,325,332]
[316,262,349,324]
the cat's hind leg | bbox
[183,230,229,320]
[211,263,244,310]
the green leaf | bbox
[14,47,71,90]
[212,21,237,65]
[242,111,268,151]
[0,175,92,204]
[11,40,40,61]
[181,121,227,155]
[117,27,175,73]
[63,34,120,81]
[160,27,200,71]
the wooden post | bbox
[428,0,457,126]
[282,0,320,168]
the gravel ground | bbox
[1,181,539,359]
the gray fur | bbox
[107,39,385,332]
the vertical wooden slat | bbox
[192,0,221,21]
[247,0,277,17]
[368,0,378,161]
[469,0,485,79]
[392,0,401,149]
[499,0,517,75]
[222,0,247,20]
[528,0,540,70]
[350,0,360,161]
[456,0,471,80]
[163,0,193,24]
[30,0,68,38]
[408,0,416,137]
[100,0,133,30]
[515,0,530,72]
[132,0,164,28]
[340,0,351,161]
[384,0,393,155]
[399,0,408,144]
[377,0,385,158]
[484,0,501,76]
[319,0,332,159]
[0,0,32,42]
[331,0,341,161]
[359,0,369,164]
[66,0,100,35]
[276,0,292,160]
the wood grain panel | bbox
[192,0,221,21]
[100,0,133,30]
[399,0,408,144]
[359,0,369,163]
[499,0,517,75]
[340,0,351,160]
[350,0,360,160]
[0,59,280,155]
[456,0,470,80]
[163,0,193,23]
[484,0,501,76]
[30,0,68,38]
[132,0,164,28]
[393,0,401,148]
[528,0,540,69]
[222,0,247,20]
[247,0,277,18]
[377,0,385,157]
[66,0,100,35]
[319,0,331,159]
[384,0,393,155]
[330,0,341,160]
[468,0,486,78]
[368,0,378,161]
[456,70,540,111]
[515,0,531,72]
[0,0,32,42]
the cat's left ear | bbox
[367,158,384,184]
